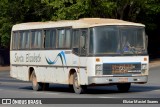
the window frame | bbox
[79,29,88,56]
[30,29,43,50]
[19,30,31,50]
[72,29,80,55]
[57,28,72,49]
[44,28,57,49]
[11,27,72,50]
[12,31,20,50]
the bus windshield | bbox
[89,26,147,55]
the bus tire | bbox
[42,83,49,91]
[73,72,87,94]
[117,83,131,92]
[31,71,42,91]
[69,85,74,92]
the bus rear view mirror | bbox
[146,35,148,49]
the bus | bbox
[10,18,149,94]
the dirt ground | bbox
[0,66,10,71]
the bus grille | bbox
[103,63,141,75]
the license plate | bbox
[119,78,128,82]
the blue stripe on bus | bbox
[45,51,67,65]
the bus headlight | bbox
[142,64,147,70]
[141,64,147,75]
[95,64,103,75]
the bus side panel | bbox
[86,57,96,77]
[77,56,88,85]
[78,68,88,85]
[10,66,17,79]
[10,66,29,81]
[34,67,69,84]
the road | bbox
[0,65,160,107]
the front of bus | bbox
[88,25,148,91]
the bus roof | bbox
[12,18,145,31]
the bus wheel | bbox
[42,83,49,91]
[73,72,87,94]
[117,83,131,92]
[69,85,74,92]
[31,71,42,91]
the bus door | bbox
[79,29,88,67]
[72,29,88,69]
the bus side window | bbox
[72,30,79,55]
[19,31,30,49]
[80,29,87,56]
[31,30,42,49]
[44,29,56,49]
[57,29,71,49]
[25,31,30,49]
[19,32,24,49]
[58,29,65,48]
[65,29,71,48]
[44,30,50,48]
[12,32,19,50]
[50,30,56,48]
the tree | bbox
[0,0,160,57]
[0,0,53,48]
[137,0,160,57]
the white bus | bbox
[10,18,149,94]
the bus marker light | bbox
[144,57,147,61]
[96,58,100,62]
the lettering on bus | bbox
[26,53,41,62]
[112,64,136,74]
[14,53,41,63]
[14,53,24,62]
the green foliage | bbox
[0,0,160,48]
[137,0,160,34]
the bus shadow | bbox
[20,84,73,93]
[129,85,160,93]
[19,84,160,94]
[47,84,73,93]
[47,85,118,94]
[86,85,160,94]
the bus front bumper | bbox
[88,76,148,85]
